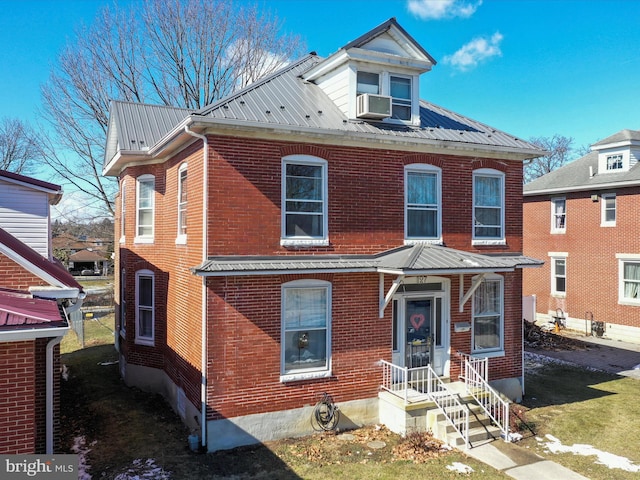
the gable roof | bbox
[0,169,62,205]
[0,227,83,293]
[524,129,640,196]
[103,22,544,176]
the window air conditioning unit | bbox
[356,94,391,119]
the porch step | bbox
[427,401,502,448]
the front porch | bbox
[378,357,511,449]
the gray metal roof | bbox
[104,101,192,167]
[191,244,542,277]
[524,149,640,196]
[194,54,541,155]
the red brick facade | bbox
[116,135,527,424]
[524,187,640,333]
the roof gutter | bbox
[184,125,209,451]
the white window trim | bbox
[281,155,329,247]
[176,163,188,244]
[601,193,616,227]
[120,179,126,243]
[472,169,505,245]
[471,274,504,356]
[280,279,332,382]
[119,268,126,339]
[135,174,155,244]
[550,197,566,234]
[135,269,155,346]
[404,164,442,244]
[617,254,640,305]
[550,253,568,297]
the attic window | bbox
[606,154,623,170]
[390,76,411,121]
[357,72,380,95]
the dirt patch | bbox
[524,321,597,351]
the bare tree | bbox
[40,0,305,215]
[524,134,575,183]
[0,118,39,175]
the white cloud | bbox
[443,32,503,71]
[407,0,482,20]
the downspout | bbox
[46,294,85,454]
[184,125,208,450]
[46,335,64,454]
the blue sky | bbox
[1,0,639,215]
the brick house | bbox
[104,19,542,451]
[0,170,85,454]
[523,129,640,343]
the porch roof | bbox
[191,244,542,277]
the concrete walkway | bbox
[466,440,589,480]
[465,331,640,479]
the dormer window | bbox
[606,154,623,170]
[357,72,380,95]
[390,76,411,121]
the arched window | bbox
[472,168,505,244]
[405,163,442,242]
[281,279,332,381]
[177,163,188,242]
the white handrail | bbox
[426,364,469,449]
[464,358,510,442]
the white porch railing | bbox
[380,359,431,403]
[379,360,470,448]
[457,351,488,382]
[463,358,510,442]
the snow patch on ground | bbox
[446,462,474,474]
[524,351,603,373]
[539,434,640,473]
[71,436,94,480]
[113,459,172,479]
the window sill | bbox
[472,239,506,246]
[119,236,125,244]
[281,238,330,248]
[618,299,640,307]
[551,293,566,299]
[550,230,566,235]
[135,338,154,347]
[134,236,154,245]
[471,350,504,359]
[280,370,332,383]
[175,235,187,245]
[601,223,616,228]
[404,238,443,245]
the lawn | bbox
[59,320,640,479]
[517,355,640,479]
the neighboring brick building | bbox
[0,171,85,454]
[104,19,542,451]
[523,129,640,343]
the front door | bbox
[392,294,448,376]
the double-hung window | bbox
[357,71,380,95]
[472,275,503,355]
[135,269,154,346]
[177,163,188,242]
[405,164,441,241]
[390,75,412,121]
[618,255,640,304]
[551,254,567,296]
[282,155,328,245]
[551,197,566,233]
[473,169,504,243]
[601,193,616,227]
[136,174,155,243]
[281,280,331,381]
[119,268,126,339]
